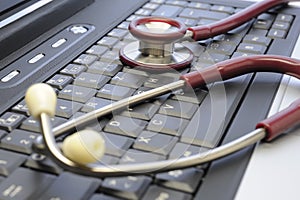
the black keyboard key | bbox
[272,21,291,31]
[97,37,119,49]
[268,28,287,39]
[207,42,236,56]
[120,149,165,164]
[121,102,160,120]
[197,51,229,64]
[210,5,234,14]
[103,132,134,157]
[102,176,152,200]
[100,50,120,63]
[25,153,62,175]
[73,54,98,66]
[108,28,128,39]
[237,43,267,54]
[90,194,123,200]
[98,155,119,165]
[74,72,110,89]
[248,28,268,36]
[60,64,87,78]
[194,10,229,20]
[135,8,153,16]
[172,88,207,104]
[0,150,27,176]
[21,116,67,133]
[144,75,177,88]
[156,168,204,193]
[169,142,209,160]
[253,13,275,30]
[0,112,25,131]
[142,185,192,200]
[97,84,135,101]
[104,115,147,138]
[159,99,198,119]
[165,0,188,7]
[111,72,147,89]
[133,131,178,156]
[243,35,271,46]
[11,100,30,116]
[55,99,83,118]
[147,114,188,136]
[0,168,55,200]
[86,45,109,57]
[81,97,113,113]
[187,2,211,10]
[46,74,73,90]
[143,3,160,10]
[179,8,205,19]
[152,5,182,17]
[88,61,122,76]
[276,13,294,23]
[0,130,39,154]
[38,172,101,200]
[58,85,97,103]
[213,34,243,46]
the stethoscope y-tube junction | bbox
[26,55,300,178]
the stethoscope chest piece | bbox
[120,17,194,70]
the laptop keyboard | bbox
[0,0,299,199]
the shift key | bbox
[152,5,182,17]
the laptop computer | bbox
[0,0,299,199]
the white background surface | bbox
[235,1,300,199]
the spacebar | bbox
[180,75,251,148]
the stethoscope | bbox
[25,0,300,178]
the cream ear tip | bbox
[62,130,106,165]
[25,83,57,118]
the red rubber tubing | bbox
[188,0,297,41]
[180,55,300,141]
